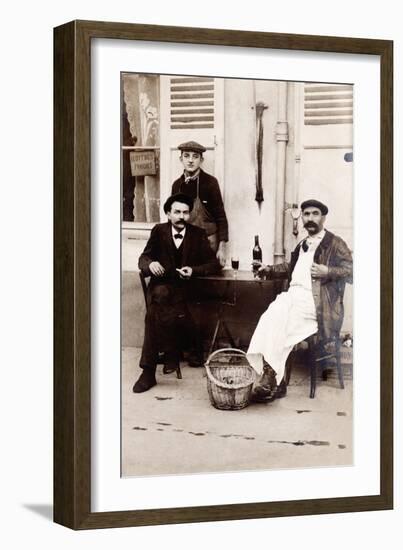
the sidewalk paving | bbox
[122,347,353,477]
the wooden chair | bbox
[139,271,182,379]
[285,334,344,398]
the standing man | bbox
[133,193,220,393]
[172,141,228,267]
[247,199,353,402]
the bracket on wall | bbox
[285,202,301,237]
[289,203,301,237]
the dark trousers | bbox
[140,282,200,369]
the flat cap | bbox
[163,193,194,214]
[300,199,328,215]
[177,141,206,154]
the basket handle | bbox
[205,347,247,366]
[205,348,254,389]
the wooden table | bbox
[194,269,284,354]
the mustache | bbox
[304,221,318,228]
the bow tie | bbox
[184,175,198,184]
[174,233,184,240]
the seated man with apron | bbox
[247,199,353,402]
[172,141,229,267]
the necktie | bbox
[174,233,183,240]
[302,239,309,252]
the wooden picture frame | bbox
[54,19,393,529]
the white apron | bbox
[247,244,319,381]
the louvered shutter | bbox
[298,81,353,249]
[170,77,215,129]
[160,75,224,206]
[304,84,353,126]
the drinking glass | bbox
[229,255,239,306]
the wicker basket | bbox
[205,348,255,410]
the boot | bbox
[250,364,277,403]
[132,366,157,393]
[187,348,204,368]
[272,379,287,399]
[260,363,277,387]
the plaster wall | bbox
[122,79,354,346]
[224,78,279,267]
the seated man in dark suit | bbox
[133,193,221,393]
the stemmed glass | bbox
[231,256,239,278]
[229,255,239,306]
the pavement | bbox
[122,347,353,477]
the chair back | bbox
[139,271,149,310]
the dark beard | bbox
[304,222,319,232]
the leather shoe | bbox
[260,363,277,387]
[132,368,156,393]
[251,379,287,403]
[187,352,204,368]
[250,383,276,403]
[273,380,287,399]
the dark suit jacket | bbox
[138,222,220,289]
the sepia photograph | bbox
[121,72,354,478]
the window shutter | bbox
[170,77,215,129]
[304,84,353,125]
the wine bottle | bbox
[252,235,262,272]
